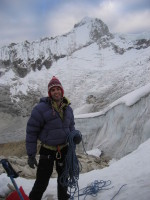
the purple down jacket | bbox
[26,97,75,156]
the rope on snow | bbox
[77,180,126,200]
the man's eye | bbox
[51,88,60,92]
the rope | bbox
[59,130,82,199]
[60,131,127,200]
[110,184,127,200]
[78,180,112,199]
[77,180,126,200]
[81,136,88,155]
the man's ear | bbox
[48,91,51,97]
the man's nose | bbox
[54,90,59,93]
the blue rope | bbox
[59,130,82,199]
[78,180,112,199]
[110,184,127,200]
[77,180,126,200]
[60,131,127,200]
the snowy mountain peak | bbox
[0,17,112,78]
[74,17,103,27]
[73,17,112,41]
[0,17,150,118]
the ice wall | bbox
[75,93,150,159]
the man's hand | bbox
[28,156,38,169]
[73,130,82,144]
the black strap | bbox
[40,155,52,159]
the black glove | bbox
[73,130,82,144]
[28,156,38,169]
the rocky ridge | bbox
[0,17,112,78]
[0,17,150,118]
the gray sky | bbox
[0,0,150,47]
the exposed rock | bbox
[0,85,20,115]
[135,39,150,49]
[12,59,29,78]
[111,43,125,54]
[0,84,42,117]
[0,141,27,157]
[0,153,109,179]
[86,95,97,104]
[0,140,109,179]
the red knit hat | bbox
[48,76,64,97]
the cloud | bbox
[46,0,150,35]
[0,0,150,47]
[0,13,42,45]
[45,2,89,36]
[88,1,122,27]
[113,10,150,33]
[44,1,126,36]
[45,1,120,36]
[0,0,47,46]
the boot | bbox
[58,193,70,200]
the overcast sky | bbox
[0,0,150,47]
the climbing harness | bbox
[42,143,68,159]
[56,145,62,159]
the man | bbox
[26,76,82,200]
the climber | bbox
[26,76,82,200]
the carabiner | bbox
[56,145,61,159]
[56,151,61,159]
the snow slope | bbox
[0,138,150,200]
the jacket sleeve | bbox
[26,104,45,156]
[69,107,75,132]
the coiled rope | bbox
[60,130,127,200]
[59,130,82,199]
[78,180,112,199]
[77,180,126,200]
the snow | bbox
[75,82,150,118]
[86,148,101,157]
[0,138,150,200]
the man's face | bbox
[50,86,62,102]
